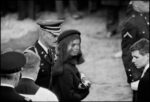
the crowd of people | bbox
[0,0,149,102]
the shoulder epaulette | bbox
[24,46,38,55]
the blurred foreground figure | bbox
[15,50,58,101]
[101,0,121,37]
[51,30,91,102]
[17,0,35,20]
[130,38,149,102]
[55,0,82,20]
[25,20,63,89]
[0,51,31,102]
[121,0,149,101]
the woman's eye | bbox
[72,44,75,47]
[52,34,58,38]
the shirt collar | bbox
[21,76,35,81]
[145,63,149,71]
[0,83,14,88]
[38,40,48,54]
[141,63,149,78]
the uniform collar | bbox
[0,83,14,88]
[38,40,48,54]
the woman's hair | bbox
[52,33,84,76]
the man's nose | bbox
[132,58,135,63]
[75,45,79,50]
[54,37,58,42]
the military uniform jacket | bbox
[25,41,56,89]
[0,86,31,102]
[121,10,149,83]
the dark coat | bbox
[0,86,30,102]
[25,41,55,89]
[137,68,150,102]
[52,62,89,102]
[121,9,149,83]
[101,0,121,6]
[15,78,39,95]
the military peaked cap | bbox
[1,51,26,74]
[37,19,64,36]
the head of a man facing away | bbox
[131,0,149,13]
[130,38,149,69]
[22,50,41,81]
[1,51,26,87]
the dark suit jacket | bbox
[121,10,149,83]
[15,78,39,95]
[26,41,55,89]
[137,68,150,102]
[0,86,30,102]
[52,63,89,102]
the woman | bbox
[51,29,90,102]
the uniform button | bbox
[147,22,149,25]
[140,14,143,16]
[44,55,47,58]
[41,63,44,66]
[142,31,145,34]
[128,69,131,71]
[132,15,135,18]
[41,69,45,72]
[41,51,44,54]
[129,74,132,77]
[144,17,147,20]
[132,80,134,82]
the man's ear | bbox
[147,53,149,58]
[146,53,149,60]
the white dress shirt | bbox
[20,87,58,101]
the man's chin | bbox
[50,43,57,47]
[136,66,141,69]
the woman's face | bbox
[67,39,80,56]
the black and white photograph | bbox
[1,0,149,102]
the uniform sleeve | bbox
[121,22,141,83]
[121,22,137,68]
[59,69,89,101]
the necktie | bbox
[48,48,56,64]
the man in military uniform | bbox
[0,51,31,102]
[121,0,149,101]
[25,20,63,90]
